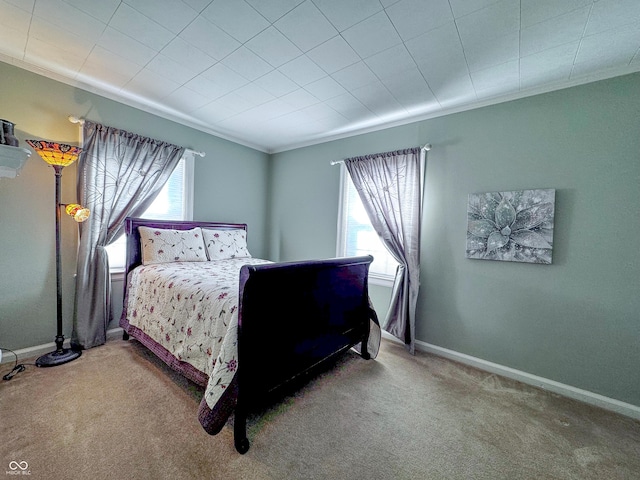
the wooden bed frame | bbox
[119,218,375,453]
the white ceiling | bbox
[1,0,639,153]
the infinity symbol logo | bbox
[8,461,28,471]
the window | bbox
[106,155,194,271]
[337,167,398,286]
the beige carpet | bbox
[1,339,638,480]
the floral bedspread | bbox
[125,258,272,410]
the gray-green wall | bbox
[0,62,269,351]
[269,73,640,407]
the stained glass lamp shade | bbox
[26,139,85,367]
[25,140,81,166]
[64,204,90,223]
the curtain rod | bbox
[330,143,431,165]
[68,115,206,157]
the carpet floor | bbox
[1,339,638,480]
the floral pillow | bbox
[202,229,252,260]
[139,227,207,265]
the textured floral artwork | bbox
[466,189,555,264]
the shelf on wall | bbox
[0,144,31,178]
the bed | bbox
[119,218,380,453]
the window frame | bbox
[336,165,397,288]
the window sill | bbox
[110,270,126,282]
[369,274,394,288]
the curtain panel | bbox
[344,147,423,354]
[72,121,185,349]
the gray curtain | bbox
[345,147,423,354]
[72,121,185,349]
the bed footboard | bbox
[233,256,374,453]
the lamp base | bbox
[35,348,81,367]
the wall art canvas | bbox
[466,188,555,264]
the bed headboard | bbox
[123,217,248,277]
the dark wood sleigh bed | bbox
[119,217,379,453]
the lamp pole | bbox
[53,165,64,353]
[35,164,82,367]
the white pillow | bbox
[202,229,252,260]
[138,226,207,265]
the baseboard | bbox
[0,328,125,365]
[106,327,124,341]
[382,332,640,421]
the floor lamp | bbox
[26,140,89,367]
